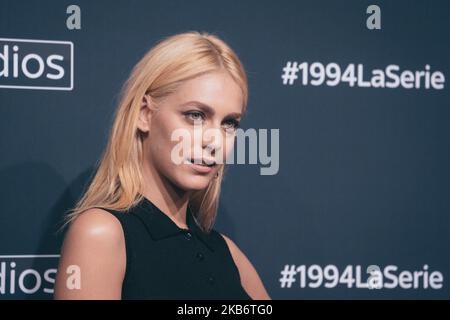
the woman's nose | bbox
[202,127,223,156]
[204,143,216,156]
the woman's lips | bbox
[184,158,216,174]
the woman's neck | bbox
[141,161,191,229]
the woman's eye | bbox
[185,111,205,122]
[223,119,240,132]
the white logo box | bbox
[0,37,74,91]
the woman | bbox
[54,31,270,300]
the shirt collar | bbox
[132,195,215,252]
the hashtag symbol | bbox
[281,61,299,85]
[279,264,297,288]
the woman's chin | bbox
[177,174,213,191]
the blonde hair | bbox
[63,31,248,233]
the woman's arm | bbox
[54,209,126,299]
[221,233,271,300]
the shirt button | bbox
[184,231,192,240]
[196,252,204,261]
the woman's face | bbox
[139,71,244,191]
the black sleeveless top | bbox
[97,196,252,300]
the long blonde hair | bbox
[63,31,248,233]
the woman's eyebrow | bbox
[225,112,242,120]
[181,100,241,119]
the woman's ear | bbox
[137,94,152,133]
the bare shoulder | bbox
[61,208,125,255]
[66,208,124,241]
[220,233,271,300]
[54,208,126,299]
